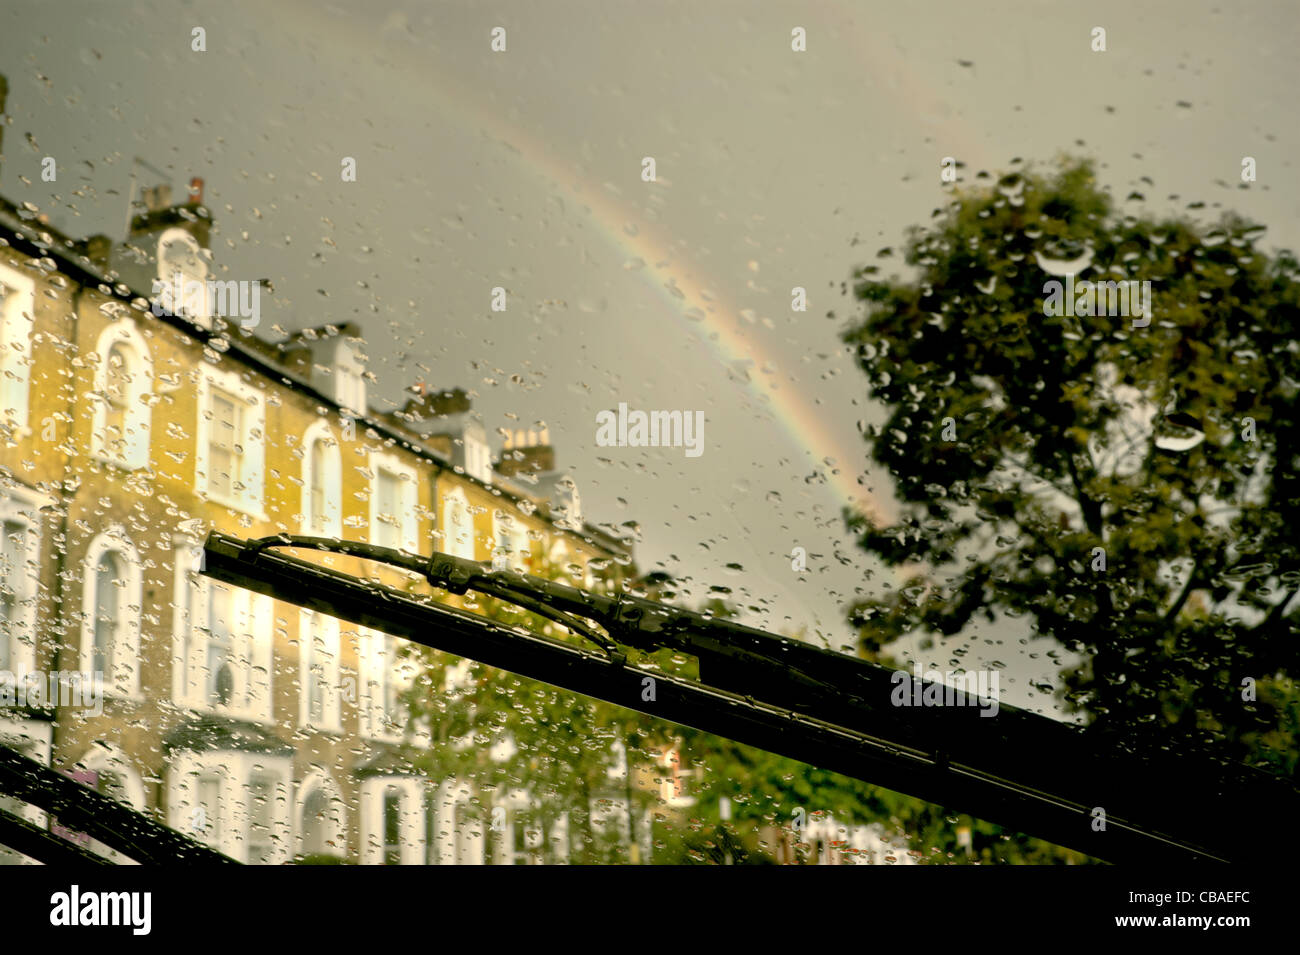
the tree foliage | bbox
[841,157,1300,774]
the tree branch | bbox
[1162,558,1200,625]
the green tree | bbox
[667,600,1082,863]
[402,556,668,864]
[840,157,1300,785]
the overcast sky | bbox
[3,0,1298,712]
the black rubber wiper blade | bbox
[203,530,1298,864]
[0,746,238,865]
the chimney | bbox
[497,428,555,477]
[188,177,204,204]
[141,183,173,212]
[402,384,472,421]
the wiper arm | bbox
[206,531,1300,865]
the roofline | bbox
[0,201,627,556]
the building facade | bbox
[0,178,647,864]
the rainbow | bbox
[274,2,995,528]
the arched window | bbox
[302,789,330,856]
[369,453,417,552]
[92,323,153,470]
[81,530,142,697]
[92,551,124,674]
[297,773,345,860]
[104,344,130,453]
[310,440,327,522]
[301,421,342,536]
[299,609,341,730]
[360,777,424,865]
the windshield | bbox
[0,0,1295,878]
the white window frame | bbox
[195,365,266,519]
[369,452,418,553]
[463,422,492,484]
[79,528,143,699]
[90,321,153,470]
[298,609,342,732]
[245,769,285,866]
[499,790,546,866]
[296,770,347,860]
[300,420,342,537]
[0,482,47,675]
[360,776,425,865]
[168,750,292,863]
[491,510,530,572]
[430,778,485,865]
[359,626,405,743]
[0,260,36,435]
[171,535,273,721]
[440,486,475,560]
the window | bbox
[511,806,544,866]
[209,392,240,500]
[301,788,331,856]
[375,470,400,547]
[91,323,153,469]
[297,773,345,860]
[360,627,404,741]
[169,752,291,863]
[0,262,36,433]
[94,557,121,673]
[441,486,475,559]
[462,420,492,484]
[0,519,25,672]
[360,777,423,865]
[369,453,417,552]
[454,799,479,865]
[492,511,529,571]
[301,422,342,536]
[195,776,221,845]
[104,345,129,455]
[195,367,266,516]
[247,774,276,865]
[81,531,142,697]
[382,787,402,865]
[207,582,235,706]
[0,486,44,674]
[173,537,273,720]
[299,609,341,730]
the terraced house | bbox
[0,172,644,864]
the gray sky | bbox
[4,0,1298,712]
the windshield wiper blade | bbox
[0,806,114,865]
[205,531,1299,864]
[0,746,238,865]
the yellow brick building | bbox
[0,183,633,864]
